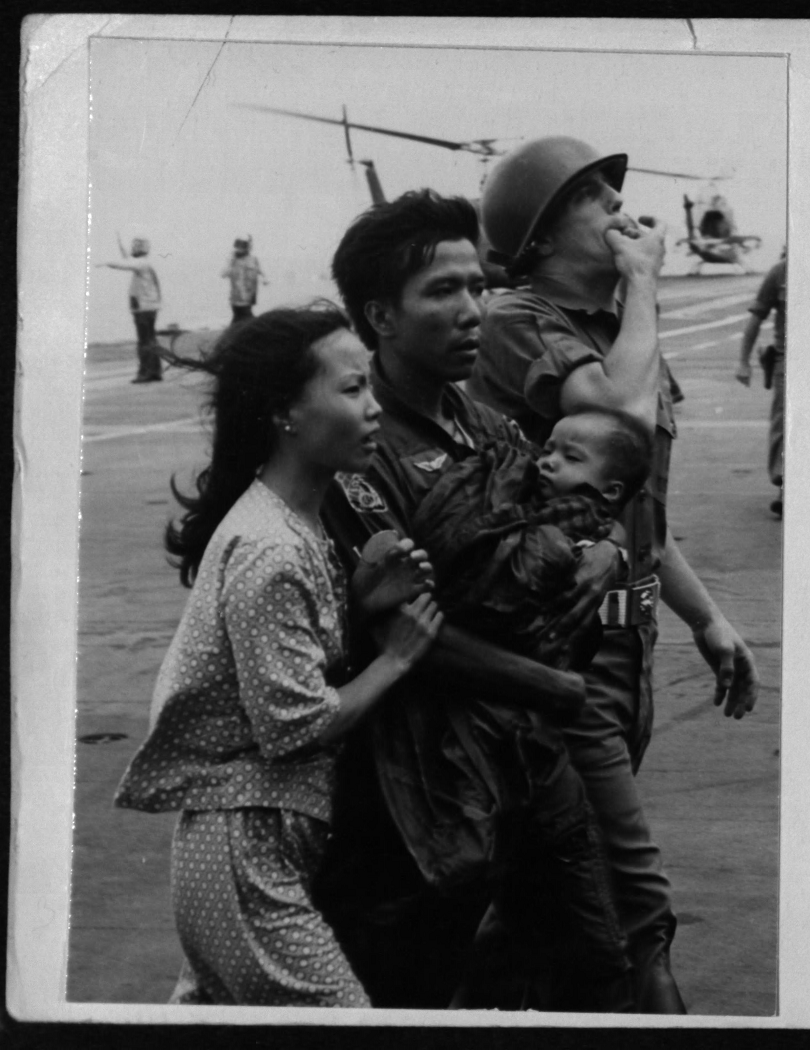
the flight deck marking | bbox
[659,292,752,321]
[656,276,757,305]
[663,321,770,359]
[659,312,749,340]
[84,364,134,381]
[84,370,189,393]
[83,417,201,443]
[663,339,719,359]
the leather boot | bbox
[452,804,635,1012]
[634,947,687,1013]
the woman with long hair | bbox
[115,303,442,1006]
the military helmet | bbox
[130,237,150,256]
[481,137,628,268]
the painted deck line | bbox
[83,417,201,442]
[659,291,753,321]
[659,312,750,340]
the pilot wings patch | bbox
[335,473,388,513]
[413,452,448,473]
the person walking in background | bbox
[96,235,163,383]
[221,236,269,325]
[736,251,786,519]
[115,304,442,1006]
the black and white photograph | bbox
[11,15,810,1029]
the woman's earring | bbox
[282,422,297,436]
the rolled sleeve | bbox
[481,318,543,400]
[748,266,780,320]
[222,542,341,761]
[524,323,602,420]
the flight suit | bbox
[318,359,634,1011]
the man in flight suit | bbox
[319,190,636,1012]
[467,137,759,1012]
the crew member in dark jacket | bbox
[318,190,640,1013]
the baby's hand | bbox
[352,531,435,616]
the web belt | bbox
[600,576,660,629]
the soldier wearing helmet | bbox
[468,137,759,1013]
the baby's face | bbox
[536,414,616,498]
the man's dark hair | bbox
[570,407,654,507]
[332,189,479,349]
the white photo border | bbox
[11,14,808,1027]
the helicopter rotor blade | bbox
[233,104,501,155]
[234,105,728,179]
[628,165,730,181]
[342,105,355,167]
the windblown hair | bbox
[165,302,350,586]
[332,189,479,349]
[570,407,654,507]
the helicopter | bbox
[676,190,762,272]
[235,104,761,276]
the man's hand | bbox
[735,362,752,387]
[604,219,666,282]
[352,532,434,617]
[693,617,758,718]
[541,540,620,654]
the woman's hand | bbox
[322,594,443,743]
[352,532,435,616]
[376,592,444,672]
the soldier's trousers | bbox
[768,357,785,487]
[563,622,687,1013]
[133,310,162,380]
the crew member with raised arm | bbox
[96,234,163,383]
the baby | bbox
[535,409,651,508]
[412,407,653,669]
[360,407,654,893]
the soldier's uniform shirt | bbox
[222,254,265,307]
[127,260,161,313]
[468,286,676,585]
[749,259,786,355]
